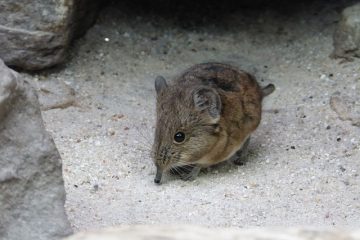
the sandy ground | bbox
[26,0,360,231]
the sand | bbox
[26,0,360,231]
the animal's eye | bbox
[174,132,185,143]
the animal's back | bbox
[174,62,261,94]
[175,62,263,130]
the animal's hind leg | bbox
[232,137,250,166]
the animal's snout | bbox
[154,167,163,185]
[154,177,161,184]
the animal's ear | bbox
[155,76,168,94]
[192,87,221,123]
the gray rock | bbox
[0,59,72,240]
[0,0,101,70]
[332,3,360,59]
[64,225,360,240]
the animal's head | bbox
[152,76,222,184]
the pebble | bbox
[339,165,346,172]
[111,114,124,121]
[107,128,115,136]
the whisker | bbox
[171,166,182,175]
[124,121,154,149]
[134,125,153,145]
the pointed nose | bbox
[154,178,161,184]
[154,167,162,185]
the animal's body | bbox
[152,62,275,184]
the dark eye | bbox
[174,132,185,143]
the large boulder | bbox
[0,59,72,240]
[332,3,360,59]
[64,225,360,240]
[0,0,101,70]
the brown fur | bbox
[152,62,274,183]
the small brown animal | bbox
[152,62,275,184]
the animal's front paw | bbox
[233,157,246,166]
[179,172,197,181]
[179,166,201,181]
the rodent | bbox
[152,62,275,184]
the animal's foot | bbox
[233,157,246,166]
[232,137,250,166]
[179,166,201,181]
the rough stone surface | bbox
[0,0,101,70]
[0,59,72,240]
[332,3,360,59]
[65,225,360,240]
